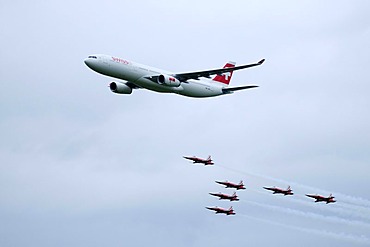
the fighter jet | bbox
[183,155,214,165]
[263,186,294,195]
[215,180,245,190]
[206,206,236,215]
[209,192,239,201]
[306,194,336,204]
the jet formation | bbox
[207,180,243,215]
[184,155,336,216]
[84,54,338,214]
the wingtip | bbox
[258,59,265,65]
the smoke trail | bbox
[248,170,370,209]
[249,187,370,223]
[287,193,370,222]
[241,199,370,230]
[238,213,370,245]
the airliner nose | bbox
[84,58,96,69]
[84,55,99,68]
[84,58,92,67]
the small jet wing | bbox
[174,59,265,82]
[306,194,320,198]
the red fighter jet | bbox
[209,192,239,201]
[183,155,214,165]
[306,194,336,204]
[215,180,246,190]
[263,185,294,195]
[206,206,236,215]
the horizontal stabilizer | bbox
[222,85,259,94]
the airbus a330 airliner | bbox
[84,54,265,98]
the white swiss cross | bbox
[223,72,231,80]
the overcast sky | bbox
[1,0,370,246]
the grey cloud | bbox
[1,1,370,247]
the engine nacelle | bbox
[157,74,181,87]
[109,82,132,94]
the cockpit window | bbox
[88,56,97,59]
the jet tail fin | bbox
[212,62,235,85]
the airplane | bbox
[206,206,236,215]
[306,194,336,204]
[209,192,239,201]
[84,54,265,98]
[183,155,214,165]
[263,185,294,195]
[215,180,246,190]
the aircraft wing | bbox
[183,156,196,161]
[126,81,142,89]
[174,59,265,82]
[306,194,319,199]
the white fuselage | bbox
[84,54,225,97]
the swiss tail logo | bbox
[212,62,236,85]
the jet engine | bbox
[109,82,132,94]
[157,74,181,87]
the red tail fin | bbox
[212,62,235,85]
